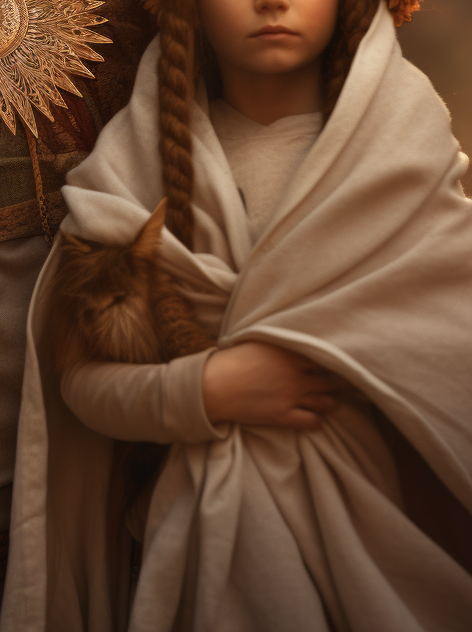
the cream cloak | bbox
[2,3,472,631]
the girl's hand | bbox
[202,341,352,431]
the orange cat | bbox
[51,198,212,375]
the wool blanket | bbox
[2,3,472,631]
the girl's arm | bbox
[61,348,223,443]
[61,342,344,443]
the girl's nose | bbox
[254,0,289,13]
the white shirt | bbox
[209,99,322,244]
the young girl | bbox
[2,0,472,631]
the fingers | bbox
[284,408,324,431]
[297,394,337,413]
[238,409,323,432]
[299,373,347,394]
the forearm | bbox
[61,348,225,443]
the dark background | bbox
[398,0,472,195]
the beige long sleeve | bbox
[61,348,225,444]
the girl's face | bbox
[198,0,339,77]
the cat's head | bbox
[56,199,166,334]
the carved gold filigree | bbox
[0,0,112,136]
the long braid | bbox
[114,0,199,524]
[157,0,197,249]
[322,0,421,122]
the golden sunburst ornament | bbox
[0,0,112,137]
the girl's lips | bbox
[253,32,298,41]
[250,25,298,37]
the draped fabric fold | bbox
[2,3,472,631]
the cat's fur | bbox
[51,198,212,374]
[48,198,213,511]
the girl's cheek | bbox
[303,1,339,50]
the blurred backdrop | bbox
[398,0,472,194]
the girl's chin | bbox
[242,59,314,77]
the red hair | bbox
[388,0,421,27]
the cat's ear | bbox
[60,231,93,254]
[134,198,167,254]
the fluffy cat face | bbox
[61,242,150,325]
[54,199,167,365]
